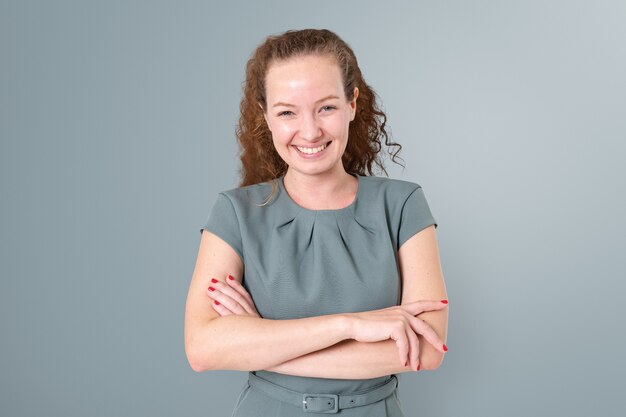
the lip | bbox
[292,141,332,158]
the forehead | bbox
[265,55,345,102]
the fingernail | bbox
[208,287,215,292]
[214,300,220,305]
[443,344,448,352]
[441,299,448,304]
[211,278,218,283]
[227,275,235,280]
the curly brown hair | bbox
[236,28,403,187]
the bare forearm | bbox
[266,338,411,379]
[266,311,448,379]
[187,314,349,372]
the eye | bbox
[320,105,336,112]
[277,110,294,117]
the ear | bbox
[349,87,359,121]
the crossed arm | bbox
[184,225,448,379]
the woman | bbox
[185,29,449,416]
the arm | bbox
[398,224,448,369]
[266,339,413,379]
[264,225,449,378]
[184,230,351,372]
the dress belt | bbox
[247,371,398,414]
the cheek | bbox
[274,123,296,140]
[332,114,351,135]
[271,133,290,154]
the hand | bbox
[345,300,449,371]
[207,275,260,318]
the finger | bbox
[408,316,447,353]
[390,323,410,367]
[215,278,251,308]
[407,326,420,372]
[211,300,233,316]
[402,300,449,316]
[209,280,253,315]
[225,276,257,312]
[222,286,256,316]
[207,285,249,316]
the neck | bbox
[283,168,358,210]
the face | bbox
[263,54,358,180]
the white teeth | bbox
[296,143,327,154]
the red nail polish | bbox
[228,275,234,280]
[441,299,448,304]
[214,300,220,305]
[211,278,218,283]
[208,287,215,291]
[443,344,448,352]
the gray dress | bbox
[201,174,437,416]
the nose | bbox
[298,113,322,141]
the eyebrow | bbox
[271,95,340,108]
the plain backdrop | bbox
[1,1,625,416]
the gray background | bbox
[1,0,624,416]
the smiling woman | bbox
[264,55,356,179]
[184,29,449,417]
[236,29,402,188]
[263,54,359,206]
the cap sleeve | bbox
[398,186,438,249]
[200,193,244,261]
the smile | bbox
[294,142,330,155]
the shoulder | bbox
[359,175,423,201]
[216,180,277,210]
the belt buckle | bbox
[302,393,339,413]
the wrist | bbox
[335,313,354,340]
